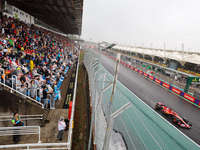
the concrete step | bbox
[45,109,55,123]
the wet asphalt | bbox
[99,52,200,146]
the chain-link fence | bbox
[84,50,200,150]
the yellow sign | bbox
[72,121,74,129]
[192,78,198,82]
[72,73,75,78]
[69,82,74,89]
[65,94,71,104]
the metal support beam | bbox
[103,102,132,150]
[102,53,121,150]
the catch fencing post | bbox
[102,53,121,150]
[103,102,132,150]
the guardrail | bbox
[67,53,80,150]
[0,143,70,149]
[0,114,43,122]
[0,81,43,109]
[0,126,41,143]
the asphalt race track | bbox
[99,51,200,146]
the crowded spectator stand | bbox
[0,14,79,109]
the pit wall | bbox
[102,52,200,107]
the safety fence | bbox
[102,52,200,107]
[0,69,43,108]
[0,114,43,122]
[0,126,41,143]
[0,143,69,149]
[67,54,80,149]
[84,50,200,150]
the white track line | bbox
[101,64,200,148]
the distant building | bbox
[3,4,34,24]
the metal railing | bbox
[0,143,69,149]
[67,53,80,150]
[11,75,17,93]
[0,114,43,122]
[0,126,41,143]
[0,81,43,108]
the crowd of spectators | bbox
[0,14,79,109]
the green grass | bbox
[79,51,84,62]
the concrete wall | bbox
[0,89,44,127]
[4,4,34,24]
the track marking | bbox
[103,52,200,109]
[100,64,200,148]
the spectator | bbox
[56,117,66,142]
[42,85,50,109]
[0,14,79,108]
[5,73,12,87]
[12,112,24,142]
[30,80,36,98]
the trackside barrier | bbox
[84,49,200,150]
[0,126,41,143]
[101,51,200,107]
[67,54,80,150]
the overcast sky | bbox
[81,0,200,52]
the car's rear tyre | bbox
[155,105,160,110]
[173,117,179,124]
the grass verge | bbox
[72,51,86,149]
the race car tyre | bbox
[173,117,179,124]
[155,105,160,110]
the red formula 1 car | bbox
[155,102,192,129]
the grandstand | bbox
[0,0,83,149]
[111,45,200,76]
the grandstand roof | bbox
[7,0,83,35]
[113,45,200,65]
